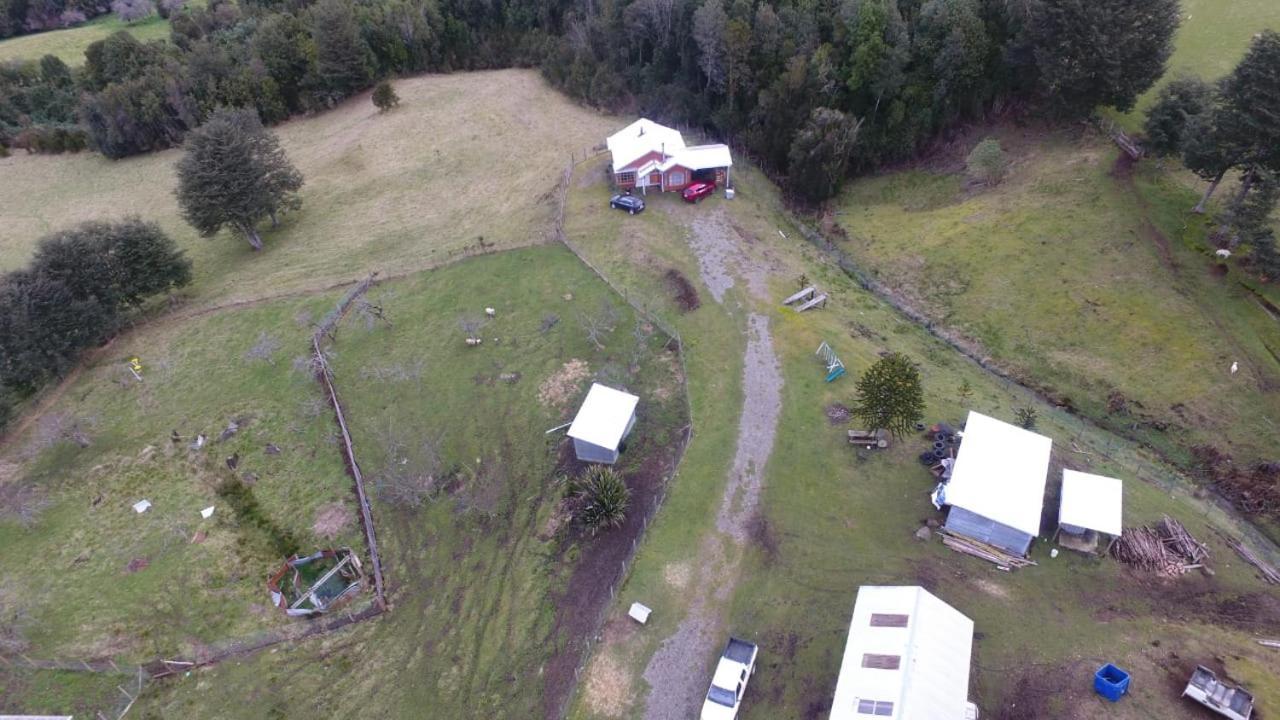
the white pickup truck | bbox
[700,637,759,720]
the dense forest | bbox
[2,0,1182,192]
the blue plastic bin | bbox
[1094,663,1130,702]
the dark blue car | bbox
[609,194,645,214]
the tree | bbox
[1143,76,1213,157]
[966,137,1008,186]
[175,107,303,250]
[111,0,154,23]
[308,0,373,106]
[692,0,728,93]
[788,107,862,202]
[1249,231,1280,281]
[1024,0,1180,115]
[372,80,399,112]
[570,465,630,533]
[1181,109,1241,214]
[253,13,312,113]
[29,218,190,310]
[852,352,924,438]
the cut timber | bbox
[939,529,1037,569]
[1216,530,1280,585]
[783,286,816,305]
[848,429,890,449]
[797,293,829,312]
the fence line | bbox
[311,276,389,609]
[549,150,695,720]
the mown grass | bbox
[129,246,688,719]
[834,128,1280,472]
[0,11,173,66]
[1120,0,1280,128]
[0,70,618,308]
[0,291,361,667]
[561,155,1279,720]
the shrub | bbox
[111,0,155,23]
[570,466,630,533]
[1016,406,1038,430]
[371,80,399,112]
[966,138,1008,186]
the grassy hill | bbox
[0,12,173,66]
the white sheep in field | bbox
[1215,249,1232,259]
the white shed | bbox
[940,411,1052,556]
[829,586,979,720]
[567,383,639,465]
[1055,469,1123,554]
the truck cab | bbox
[700,637,758,720]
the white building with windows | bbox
[829,586,979,720]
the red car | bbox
[682,181,716,203]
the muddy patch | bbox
[312,501,355,540]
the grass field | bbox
[0,12,172,66]
[559,155,1280,720]
[1122,0,1280,127]
[833,126,1280,476]
[0,70,617,307]
[129,246,688,719]
[0,290,361,664]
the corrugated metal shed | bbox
[829,586,975,720]
[1059,469,1123,536]
[943,411,1052,543]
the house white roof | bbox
[658,144,733,172]
[567,383,639,451]
[944,411,1052,538]
[830,586,975,720]
[1059,469,1123,536]
[607,119,685,170]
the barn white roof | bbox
[606,119,685,170]
[1059,469,1123,536]
[567,383,639,451]
[830,586,975,720]
[944,411,1052,537]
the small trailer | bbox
[700,637,758,720]
[1183,665,1253,720]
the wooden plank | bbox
[782,286,815,305]
[797,293,828,312]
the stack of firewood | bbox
[939,530,1037,570]
[1112,515,1208,578]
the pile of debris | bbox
[938,529,1037,570]
[1112,515,1209,578]
[1216,531,1280,585]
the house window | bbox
[669,171,685,186]
[857,699,895,716]
[861,654,901,670]
[869,613,909,627]
[617,172,636,185]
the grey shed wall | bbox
[945,506,1034,556]
[574,438,620,465]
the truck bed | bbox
[725,638,757,664]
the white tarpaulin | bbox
[1059,469,1123,536]
[567,383,639,452]
[943,411,1052,537]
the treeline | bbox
[2,0,557,157]
[1,0,109,40]
[4,0,1181,185]
[0,219,191,424]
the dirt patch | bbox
[663,561,692,590]
[538,358,591,410]
[124,557,150,574]
[972,577,1011,600]
[825,403,852,425]
[581,616,640,717]
[686,208,776,303]
[312,501,355,540]
[664,268,701,312]
[997,660,1092,720]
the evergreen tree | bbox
[1143,75,1212,157]
[371,80,399,112]
[253,13,312,113]
[787,107,862,203]
[966,137,1008,186]
[308,0,373,107]
[174,107,303,250]
[1024,0,1180,115]
[852,352,925,439]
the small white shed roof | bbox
[567,383,639,451]
[1059,469,1123,536]
[830,586,974,720]
[945,411,1052,538]
[606,119,685,170]
[659,144,733,172]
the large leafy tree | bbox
[1143,75,1213,157]
[175,107,303,250]
[307,0,373,106]
[787,106,862,203]
[852,352,925,439]
[1024,0,1180,115]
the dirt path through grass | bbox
[641,210,782,720]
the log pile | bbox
[1112,515,1209,578]
[1217,531,1280,585]
[939,529,1037,570]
